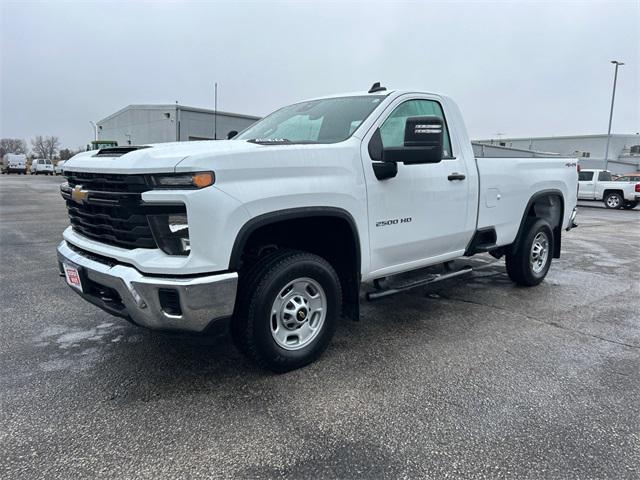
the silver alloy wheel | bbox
[270,277,327,350]
[530,231,549,275]
[606,195,620,208]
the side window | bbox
[379,99,452,157]
[578,171,594,181]
[38,159,44,165]
[598,171,612,181]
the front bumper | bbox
[57,240,238,332]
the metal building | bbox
[96,105,261,146]
[473,134,640,173]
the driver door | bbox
[361,96,473,277]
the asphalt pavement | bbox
[1,174,638,479]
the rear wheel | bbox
[622,201,638,210]
[232,249,341,372]
[604,192,623,209]
[505,218,553,286]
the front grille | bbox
[66,171,150,193]
[62,172,185,250]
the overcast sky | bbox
[1,0,638,149]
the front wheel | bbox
[604,193,623,209]
[505,218,553,286]
[232,249,341,372]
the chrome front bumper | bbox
[57,241,238,332]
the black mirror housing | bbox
[383,116,444,164]
[227,130,238,139]
[372,160,397,180]
[368,128,383,161]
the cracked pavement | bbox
[1,175,638,479]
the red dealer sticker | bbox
[63,263,83,292]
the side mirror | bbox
[368,128,397,180]
[227,130,238,139]
[383,116,444,164]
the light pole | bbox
[604,60,624,171]
[214,82,218,140]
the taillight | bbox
[635,183,640,193]
[577,164,581,173]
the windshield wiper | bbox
[247,138,293,145]
[246,138,320,145]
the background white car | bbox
[55,160,66,175]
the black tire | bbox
[622,201,638,210]
[505,218,553,286]
[232,249,342,373]
[604,192,623,209]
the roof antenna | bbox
[368,82,387,93]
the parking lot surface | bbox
[1,175,639,479]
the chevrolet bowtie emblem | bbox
[71,185,89,204]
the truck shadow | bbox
[41,264,510,405]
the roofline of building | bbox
[97,104,261,124]
[474,133,640,143]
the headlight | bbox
[149,172,214,189]
[148,213,190,255]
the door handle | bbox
[448,173,466,181]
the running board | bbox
[366,267,473,301]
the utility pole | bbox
[604,60,624,171]
[214,83,218,140]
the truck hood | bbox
[62,140,266,174]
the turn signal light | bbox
[192,172,215,188]
[150,171,215,189]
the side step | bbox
[366,267,473,301]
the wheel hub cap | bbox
[530,232,549,274]
[270,277,327,350]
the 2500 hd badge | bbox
[376,217,412,227]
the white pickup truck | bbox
[57,85,578,371]
[578,169,640,209]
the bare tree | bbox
[31,135,60,159]
[58,148,76,160]
[0,138,28,158]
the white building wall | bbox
[98,107,177,146]
[179,110,257,141]
[97,105,260,146]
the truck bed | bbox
[475,156,578,247]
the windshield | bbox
[236,95,386,144]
